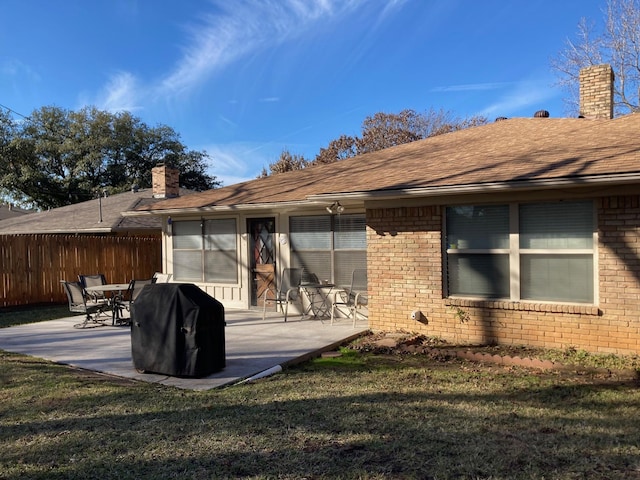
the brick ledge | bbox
[445,298,601,316]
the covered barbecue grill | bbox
[131,283,225,377]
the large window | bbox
[446,201,595,303]
[290,214,366,288]
[172,219,238,283]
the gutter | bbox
[121,200,322,217]
[121,172,640,216]
[306,172,640,202]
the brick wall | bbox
[366,195,640,355]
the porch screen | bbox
[172,219,238,283]
[445,201,594,303]
[290,214,366,289]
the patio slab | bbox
[0,309,368,390]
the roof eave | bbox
[121,172,640,216]
[121,200,322,217]
[307,173,640,202]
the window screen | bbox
[172,219,238,283]
[446,201,595,303]
[290,214,366,288]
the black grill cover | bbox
[131,283,225,377]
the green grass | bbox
[2,306,640,478]
[0,304,71,328]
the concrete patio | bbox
[0,309,368,391]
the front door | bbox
[248,218,276,308]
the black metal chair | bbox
[262,267,302,322]
[331,268,368,327]
[116,278,153,322]
[61,280,110,328]
[78,273,107,301]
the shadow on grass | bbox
[2,351,640,479]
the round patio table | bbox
[86,283,130,326]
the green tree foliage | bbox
[552,0,640,115]
[0,106,220,209]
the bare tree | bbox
[552,0,640,115]
[319,109,486,163]
[259,108,487,176]
[312,135,358,165]
[259,149,308,177]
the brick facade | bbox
[366,195,640,355]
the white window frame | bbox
[172,218,239,284]
[445,201,597,304]
[290,213,367,289]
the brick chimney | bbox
[151,164,180,198]
[579,64,614,119]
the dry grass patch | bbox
[2,343,640,479]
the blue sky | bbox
[1,0,606,186]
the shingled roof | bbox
[0,204,33,221]
[133,113,640,214]
[0,188,185,235]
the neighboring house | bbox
[129,65,640,355]
[0,165,188,306]
[0,165,187,235]
[0,203,33,221]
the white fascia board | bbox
[307,173,640,202]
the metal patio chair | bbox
[115,278,154,323]
[61,280,110,328]
[331,268,368,327]
[262,267,302,322]
[78,273,107,301]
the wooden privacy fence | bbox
[1,234,161,307]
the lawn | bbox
[0,303,70,328]
[1,307,640,479]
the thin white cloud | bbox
[259,97,280,103]
[431,82,511,93]
[478,79,558,118]
[1,59,40,82]
[89,0,404,113]
[201,142,271,185]
[94,71,142,113]
[218,114,238,127]
[156,0,371,98]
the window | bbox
[290,214,366,288]
[446,201,594,303]
[172,219,238,283]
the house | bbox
[0,165,186,306]
[0,203,33,221]
[0,164,186,236]
[128,64,640,355]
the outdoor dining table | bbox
[85,283,130,326]
[299,283,335,320]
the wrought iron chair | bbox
[78,273,107,301]
[262,267,302,322]
[116,278,154,322]
[61,280,110,328]
[331,268,368,327]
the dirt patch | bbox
[347,331,640,382]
